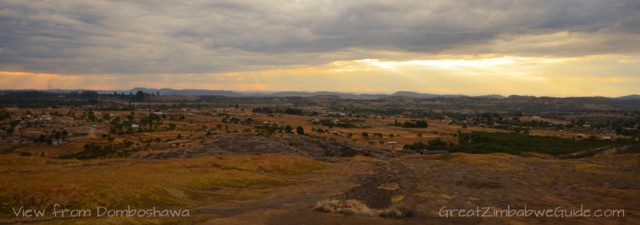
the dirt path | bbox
[195,153,639,225]
[189,156,478,224]
[343,160,417,209]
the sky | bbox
[0,0,639,96]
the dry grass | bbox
[0,154,327,222]
[376,182,400,191]
[574,163,605,173]
[22,215,212,225]
[210,154,327,175]
[313,199,413,218]
[447,152,525,172]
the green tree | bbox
[284,125,293,133]
[427,138,447,149]
[0,110,11,121]
[296,126,305,135]
[135,91,146,102]
[87,110,96,121]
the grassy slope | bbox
[0,154,326,224]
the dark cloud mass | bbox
[0,0,638,74]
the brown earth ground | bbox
[1,150,638,225]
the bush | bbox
[402,120,429,128]
[405,131,632,155]
[61,142,136,159]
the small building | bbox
[38,114,52,122]
[131,124,140,129]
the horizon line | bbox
[0,88,637,99]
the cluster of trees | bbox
[222,116,254,125]
[139,114,163,131]
[0,91,99,107]
[0,110,16,135]
[403,131,634,155]
[0,110,11,121]
[284,125,304,134]
[396,120,429,128]
[62,141,135,159]
[439,112,640,137]
[2,120,20,136]
[312,118,362,128]
[403,138,448,151]
[110,90,151,102]
[255,124,305,136]
[106,112,165,135]
[569,115,640,137]
[109,116,130,134]
[35,129,68,144]
[453,131,633,155]
[252,107,318,116]
[86,110,97,122]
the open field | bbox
[1,151,638,224]
[1,93,639,224]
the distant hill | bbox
[2,89,640,112]
[256,91,386,99]
[475,94,506,99]
[9,88,631,101]
[391,91,439,99]
[130,88,244,97]
[39,88,246,97]
[617,94,640,101]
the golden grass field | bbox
[1,151,638,225]
[0,154,327,224]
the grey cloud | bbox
[0,0,638,74]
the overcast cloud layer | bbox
[1,0,639,75]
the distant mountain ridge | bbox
[4,88,638,100]
[617,94,640,101]
[391,91,440,98]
